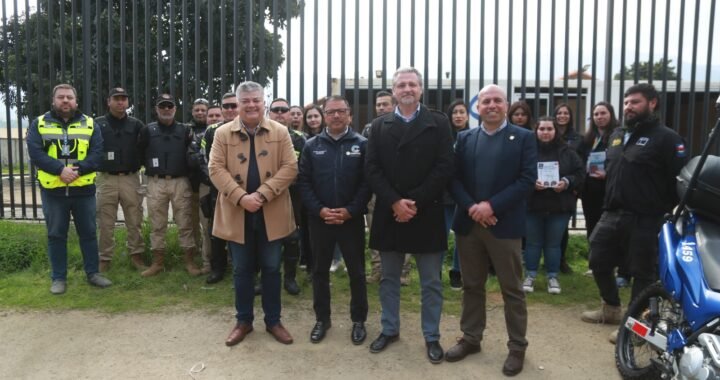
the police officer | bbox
[95,87,146,272]
[138,94,201,277]
[268,97,306,295]
[188,98,211,275]
[582,83,688,333]
[26,83,112,294]
[298,95,371,344]
[188,92,239,284]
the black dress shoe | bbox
[502,350,525,376]
[369,333,399,353]
[351,322,366,345]
[310,321,331,343]
[426,341,444,364]
[445,338,481,362]
[206,271,224,284]
[284,277,300,295]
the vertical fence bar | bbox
[437,1,443,110]
[396,0,401,71]
[2,1,10,218]
[272,0,278,97]
[29,0,38,218]
[353,0,359,128]
[423,0,429,103]
[144,0,150,121]
[661,0,671,121]
[381,0,387,91]
[562,0,569,102]
[169,1,176,99]
[507,0,513,98]
[195,0,200,98]
[97,2,103,112]
[618,0,627,117]
[520,0,527,98]
[59,1,65,83]
[259,0,266,92]
[208,0,214,97]
[284,0,290,95]
[603,0,614,102]
[464,0,471,104]
[493,0,499,84]
[451,0,457,100]
[673,0,686,132]
[340,0,347,96]
[368,0,376,124]
[534,0,541,115]
[233,0,238,89]
[16,0,27,218]
[313,0,318,101]
[549,0,556,111]
[480,1,484,87]
[327,1,333,96]
[182,0,188,118]
[48,1,54,87]
[71,0,76,84]
[410,0,415,67]
[156,1,162,92]
[576,0,584,131]
[220,0,226,95]
[633,0,641,84]
[701,0,716,142]
[590,0,598,107]
[298,0,305,104]
[120,0,126,88]
[132,0,138,110]
[687,0,701,155]
[648,0,657,83]
[108,0,113,88]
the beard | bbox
[624,108,651,127]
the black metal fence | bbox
[0,0,718,220]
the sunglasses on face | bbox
[270,106,290,114]
[157,103,175,110]
[222,103,238,109]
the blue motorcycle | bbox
[615,103,720,380]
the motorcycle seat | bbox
[696,219,720,292]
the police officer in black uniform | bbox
[138,94,202,277]
[582,83,688,328]
[95,87,146,272]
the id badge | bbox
[107,151,115,161]
[151,158,159,168]
[61,144,70,156]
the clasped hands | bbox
[392,199,417,223]
[60,166,80,184]
[469,201,497,228]
[319,207,351,225]
[239,192,266,213]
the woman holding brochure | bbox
[523,117,585,295]
[578,102,618,241]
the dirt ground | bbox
[0,301,622,380]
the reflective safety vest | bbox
[36,115,96,189]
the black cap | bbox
[155,93,176,106]
[108,87,129,98]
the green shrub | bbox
[0,222,46,273]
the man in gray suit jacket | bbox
[446,85,537,376]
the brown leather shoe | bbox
[225,323,253,346]
[445,337,481,362]
[266,323,294,344]
[502,350,525,376]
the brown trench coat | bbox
[208,117,298,244]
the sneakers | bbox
[581,301,623,324]
[50,280,67,295]
[87,273,113,288]
[547,277,561,294]
[522,276,535,293]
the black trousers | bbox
[588,210,663,306]
[309,216,368,323]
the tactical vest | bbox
[144,122,188,177]
[96,116,142,172]
[36,115,96,189]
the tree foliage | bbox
[613,58,678,81]
[0,0,302,121]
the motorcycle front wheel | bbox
[615,282,676,380]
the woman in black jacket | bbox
[523,117,585,295]
[445,100,469,289]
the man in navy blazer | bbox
[445,85,537,377]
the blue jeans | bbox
[41,191,99,281]
[444,205,460,272]
[379,250,444,342]
[229,214,283,327]
[524,212,571,278]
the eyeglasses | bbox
[193,98,209,106]
[157,103,175,110]
[270,106,290,114]
[324,108,349,116]
[222,103,238,109]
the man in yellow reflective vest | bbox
[26,83,112,295]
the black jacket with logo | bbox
[603,115,687,216]
[298,128,370,219]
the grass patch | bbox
[0,220,626,314]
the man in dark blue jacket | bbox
[298,95,371,345]
[446,85,537,376]
[26,84,112,294]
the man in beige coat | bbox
[209,81,298,346]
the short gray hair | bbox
[235,81,264,98]
[392,67,423,88]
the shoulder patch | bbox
[611,138,622,147]
[675,143,686,157]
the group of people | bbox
[27,64,687,376]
